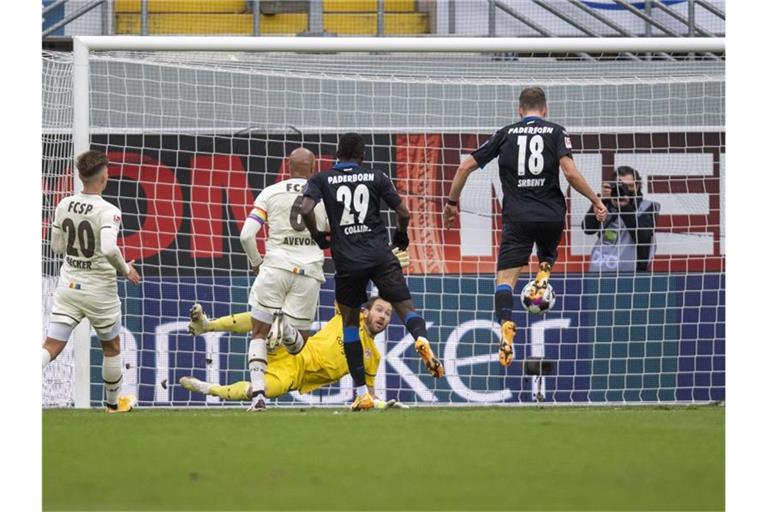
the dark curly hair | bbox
[336,132,365,162]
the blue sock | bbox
[342,326,366,387]
[495,284,515,323]
[403,311,428,340]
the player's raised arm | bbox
[239,218,263,273]
[377,170,411,250]
[442,155,481,228]
[300,176,330,249]
[559,156,608,223]
[392,203,411,250]
[100,211,140,285]
[443,127,506,228]
[299,196,328,249]
[240,200,266,273]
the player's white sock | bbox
[281,323,305,355]
[102,354,123,406]
[42,348,51,368]
[356,385,369,397]
[248,338,267,397]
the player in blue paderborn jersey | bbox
[301,133,445,410]
[443,87,608,367]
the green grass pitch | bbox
[43,406,724,511]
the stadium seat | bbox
[113,0,428,36]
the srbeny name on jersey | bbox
[507,126,554,135]
[327,173,375,185]
[518,178,546,188]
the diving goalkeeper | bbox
[181,296,407,409]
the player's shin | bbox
[342,326,368,397]
[248,338,268,401]
[281,322,305,355]
[209,312,252,334]
[494,284,515,324]
[495,284,517,366]
[403,311,428,340]
[404,311,445,378]
[102,354,123,407]
[209,381,251,401]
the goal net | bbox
[42,39,724,407]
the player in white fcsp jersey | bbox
[42,150,141,413]
[233,147,328,411]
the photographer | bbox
[582,166,660,272]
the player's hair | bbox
[363,295,385,311]
[519,87,547,112]
[614,166,643,196]
[336,132,365,161]
[76,150,109,181]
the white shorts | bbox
[49,285,122,340]
[248,266,321,330]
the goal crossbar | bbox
[74,35,725,54]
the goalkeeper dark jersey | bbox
[304,162,402,271]
[472,116,571,223]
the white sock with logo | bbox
[248,338,267,398]
[102,354,123,406]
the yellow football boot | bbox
[527,262,552,301]
[414,337,445,378]
[106,395,137,413]
[499,321,517,367]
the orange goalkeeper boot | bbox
[499,321,517,367]
[415,337,445,378]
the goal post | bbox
[45,36,725,408]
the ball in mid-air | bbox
[520,281,556,314]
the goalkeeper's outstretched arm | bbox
[367,385,409,409]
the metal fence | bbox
[43,0,725,39]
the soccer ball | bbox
[520,281,556,314]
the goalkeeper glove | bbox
[311,231,331,250]
[392,228,409,250]
[392,247,410,268]
[373,399,410,410]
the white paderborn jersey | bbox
[52,193,123,292]
[250,178,328,282]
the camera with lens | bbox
[609,181,631,198]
